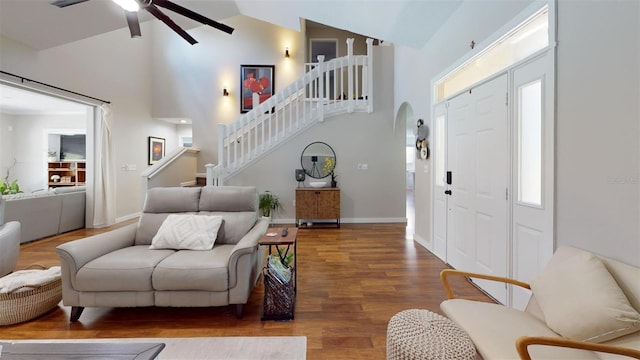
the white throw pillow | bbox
[150,214,223,250]
[531,251,640,342]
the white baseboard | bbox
[413,233,431,251]
[342,217,407,224]
[270,217,407,225]
[180,180,197,187]
[114,215,407,226]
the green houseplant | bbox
[0,179,22,195]
[259,191,282,218]
[1,158,23,195]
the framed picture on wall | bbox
[148,136,165,165]
[240,64,275,113]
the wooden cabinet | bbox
[48,160,85,188]
[295,188,340,228]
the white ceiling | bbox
[0,0,241,50]
[0,0,465,115]
[0,0,463,50]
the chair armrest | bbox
[56,223,137,274]
[440,269,530,299]
[228,217,269,287]
[516,336,640,360]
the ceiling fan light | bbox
[112,0,139,12]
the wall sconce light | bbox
[285,47,290,58]
[223,88,229,96]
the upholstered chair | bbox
[0,221,21,277]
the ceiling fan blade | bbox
[50,0,89,8]
[145,4,198,45]
[125,11,142,38]
[152,0,234,35]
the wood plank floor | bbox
[1,222,493,359]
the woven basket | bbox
[263,268,295,317]
[0,269,62,326]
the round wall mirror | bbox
[301,142,336,179]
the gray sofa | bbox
[0,221,20,277]
[56,186,268,322]
[1,186,85,243]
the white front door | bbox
[446,74,509,304]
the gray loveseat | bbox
[56,186,268,322]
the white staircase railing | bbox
[215,38,374,182]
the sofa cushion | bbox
[75,246,174,291]
[441,299,600,359]
[135,212,194,245]
[199,186,257,212]
[198,211,256,245]
[143,187,201,213]
[531,250,640,342]
[152,245,234,291]
[150,214,223,250]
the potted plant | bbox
[1,159,23,195]
[0,179,22,195]
[259,191,282,220]
[323,157,337,187]
[47,151,58,162]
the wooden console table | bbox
[295,188,340,228]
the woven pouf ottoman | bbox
[386,309,476,360]
[0,266,62,325]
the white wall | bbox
[399,0,640,266]
[227,46,404,223]
[176,124,192,146]
[0,114,16,187]
[150,15,306,169]
[1,23,156,217]
[395,0,533,247]
[0,16,304,220]
[555,0,639,265]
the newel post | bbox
[346,38,355,113]
[205,163,215,186]
[317,55,325,122]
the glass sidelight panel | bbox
[517,79,542,206]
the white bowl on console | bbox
[309,181,327,188]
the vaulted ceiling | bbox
[0,0,463,50]
[0,0,467,115]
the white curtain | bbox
[91,103,116,227]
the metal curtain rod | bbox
[0,70,111,104]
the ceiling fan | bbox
[50,0,234,45]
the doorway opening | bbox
[0,83,92,194]
[430,1,556,308]
[395,102,417,241]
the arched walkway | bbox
[395,101,416,240]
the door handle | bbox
[444,190,452,195]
